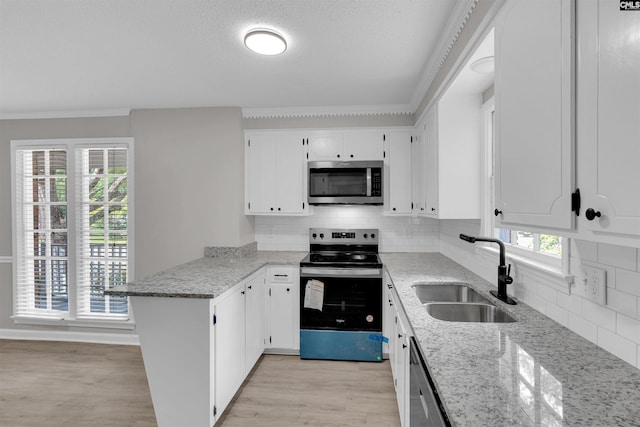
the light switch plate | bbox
[582,265,606,305]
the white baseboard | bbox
[0,328,140,346]
[263,348,299,356]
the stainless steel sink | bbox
[412,283,492,305]
[424,303,517,323]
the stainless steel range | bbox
[299,228,383,362]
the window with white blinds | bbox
[12,138,133,324]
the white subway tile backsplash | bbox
[616,268,640,297]
[556,292,582,315]
[537,280,557,303]
[606,288,638,320]
[522,291,547,314]
[546,302,569,327]
[597,327,637,366]
[568,313,598,344]
[598,243,637,270]
[255,207,439,252]
[572,239,598,263]
[616,314,640,344]
[582,299,617,332]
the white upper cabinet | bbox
[494,0,575,231]
[577,0,640,243]
[386,130,413,215]
[421,95,481,219]
[308,130,384,161]
[245,131,307,215]
[411,130,426,215]
[423,107,439,216]
[307,133,343,160]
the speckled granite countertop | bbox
[106,251,305,298]
[381,253,640,427]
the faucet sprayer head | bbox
[459,234,476,243]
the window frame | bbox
[11,137,135,328]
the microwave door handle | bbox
[366,168,372,196]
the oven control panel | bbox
[309,228,378,245]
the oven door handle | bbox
[300,267,382,278]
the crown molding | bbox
[0,108,131,120]
[242,104,413,119]
[409,0,480,111]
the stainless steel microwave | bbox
[308,160,383,205]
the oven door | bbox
[299,266,383,361]
[300,267,382,331]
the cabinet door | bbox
[388,131,413,214]
[245,273,265,373]
[214,285,246,415]
[269,283,295,349]
[343,130,384,160]
[394,314,409,427]
[383,285,396,363]
[578,0,640,240]
[308,134,343,161]
[423,107,439,216]
[494,0,575,230]
[275,135,306,214]
[411,132,425,215]
[246,134,277,214]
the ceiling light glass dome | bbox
[244,29,287,55]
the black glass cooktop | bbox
[300,251,382,268]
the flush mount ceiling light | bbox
[470,56,494,74]
[244,29,287,55]
[470,56,494,73]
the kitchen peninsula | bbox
[109,249,640,427]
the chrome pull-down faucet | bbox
[459,234,517,305]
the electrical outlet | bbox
[582,265,606,305]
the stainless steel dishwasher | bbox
[410,337,450,427]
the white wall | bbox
[0,108,254,339]
[131,107,254,278]
[255,206,439,253]
[439,219,640,370]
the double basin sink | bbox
[413,283,516,323]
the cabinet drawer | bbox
[267,267,296,283]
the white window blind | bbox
[14,148,69,318]
[76,146,129,319]
[13,139,133,324]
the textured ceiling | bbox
[0,0,466,116]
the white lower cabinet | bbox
[383,271,411,427]
[244,271,266,374]
[213,284,246,419]
[265,266,300,351]
[394,313,410,427]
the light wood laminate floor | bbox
[0,339,156,427]
[219,355,401,427]
[0,340,399,427]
